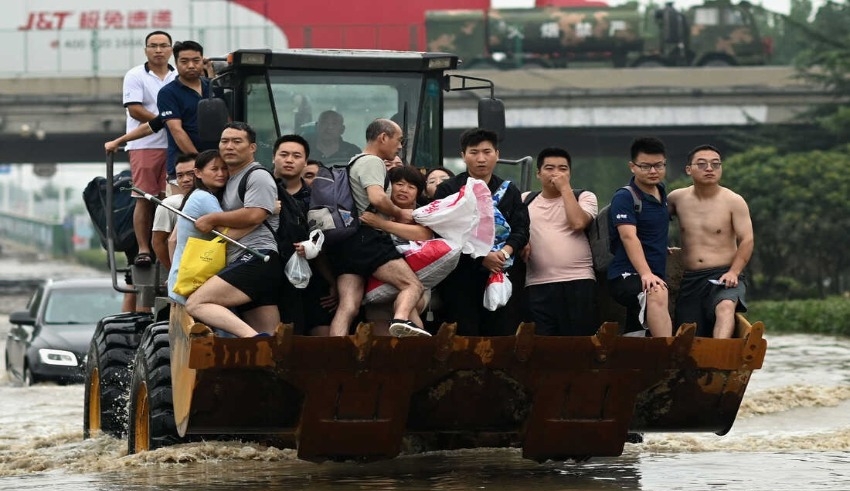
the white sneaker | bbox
[389,320,431,337]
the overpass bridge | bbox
[0,66,828,164]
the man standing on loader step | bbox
[123,30,176,269]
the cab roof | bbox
[227,49,459,73]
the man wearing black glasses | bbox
[668,144,754,339]
[122,30,176,271]
[607,137,673,338]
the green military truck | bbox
[426,0,768,68]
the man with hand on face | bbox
[521,147,598,336]
[433,128,529,336]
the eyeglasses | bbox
[690,160,722,170]
[146,43,172,50]
[633,162,666,172]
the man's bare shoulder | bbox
[719,186,748,203]
[667,186,693,203]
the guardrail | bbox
[0,211,71,256]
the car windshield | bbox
[43,287,125,325]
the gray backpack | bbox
[306,154,367,245]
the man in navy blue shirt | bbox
[157,40,216,187]
[607,137,672,338]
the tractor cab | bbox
[199,49,505,169]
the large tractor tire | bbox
[127,321,184,453]
[83,312,153,439]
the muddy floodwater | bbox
[1,243,849,490]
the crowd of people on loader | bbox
[104,31,754,340]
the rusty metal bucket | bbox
[167,305,766,462]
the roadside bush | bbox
[747,297,850,336]
[72,249,112,272]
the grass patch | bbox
[71,249,119,272]
[748,297,850,336]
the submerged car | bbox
[5,278,125,386]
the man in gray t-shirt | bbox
[325,118,427,338]
[189,122,284,338]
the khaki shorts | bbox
[129,148,167,196]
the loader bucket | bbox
[166,305,766,463]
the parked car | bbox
[5,278,124,386]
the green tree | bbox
[720,145,850,298]
[795,0,850,140]
[750,0,814,65]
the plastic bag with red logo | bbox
[364,238,459,304]
[483,271,512,311]
[412,178,494,258]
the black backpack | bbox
[238,166,309,260]
[524,186,641,275]
[82,170,136,253]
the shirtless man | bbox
[668,144,754,338]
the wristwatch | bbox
[500,249,511,260]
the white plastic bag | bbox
[413,178,494,258]
[302,229,325,260]
[285,230,324,289]
[285,254,311,289]
[483,271,512,311]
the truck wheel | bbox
[128,320,183,453]
[83,312,153,439]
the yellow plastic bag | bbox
[173,235,226,296]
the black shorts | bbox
[675,267,747,337]
[327,226,402,277]
[302,273,335,328]
[526,279,597,336]
[609,274,645,335]
[218,249,283,311]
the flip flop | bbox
[133,252,153,268]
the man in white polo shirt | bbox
[123,30,176,268]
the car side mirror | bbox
[9,311,35,326]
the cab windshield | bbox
[242,70,442,168]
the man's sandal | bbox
[134,252,153,268]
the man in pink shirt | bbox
[521,147,599,336]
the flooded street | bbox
[1,242,849,490]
